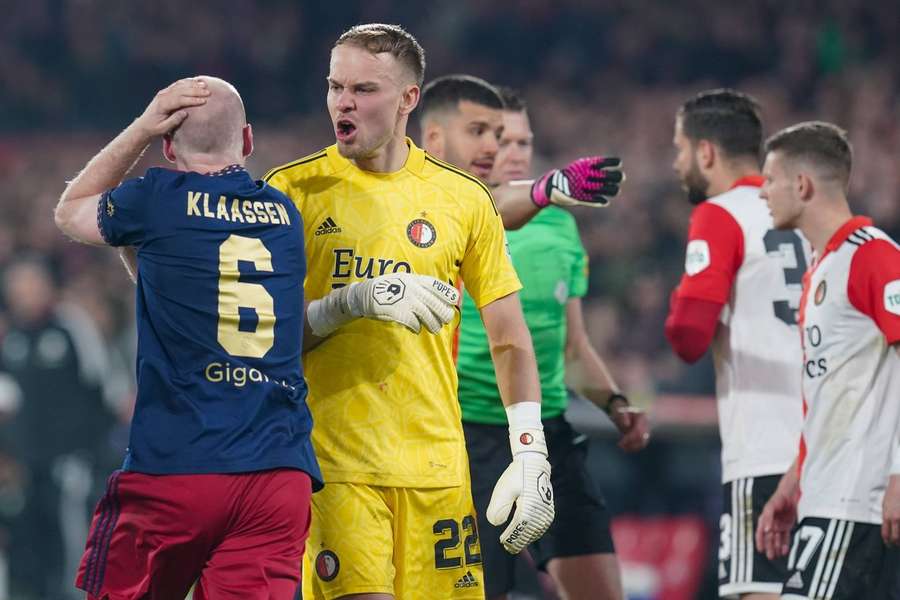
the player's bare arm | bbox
[491,180,540,230]
[480,293,541,407]
[303,274,460,352]
[883,474,900,546]
[478,292,556,554]
[55,78,210,245]
[493,157,625,230]
[755,456,800,559]
[564,297,650,452]
[887,348,900,546]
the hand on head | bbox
[136,78,211,139]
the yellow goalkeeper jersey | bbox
[264,139,521,488]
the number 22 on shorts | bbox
[433,516,482,570]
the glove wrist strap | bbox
[506,402,547,457]
[530,172,553,208]
[307,284,358,338]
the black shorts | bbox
[878,545,900,600]
[719,475,789,598]
[463,417,614,598]
[781,517,892,600]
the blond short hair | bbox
[335,23,426,86]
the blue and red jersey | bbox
[98,165,321,488]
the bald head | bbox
[170,76,247,162]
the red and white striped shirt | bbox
[797,216,900,524]
[672,177,809,483]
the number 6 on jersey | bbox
[217,234,276,357]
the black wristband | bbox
[605,393,628,415]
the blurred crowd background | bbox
[0,1,897,598]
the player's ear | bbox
[399,84,420,117]
[163,134,177,164]
[696,139,715,170]
[242,124,254,159]
[423,121,445,159]
[796,171,815,202]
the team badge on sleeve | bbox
[407,219,436,248]
[885,280,900,316]
[554,281,569,305]
[685,239,711,276]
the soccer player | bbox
[754,122,900,599]
[424,81,649,600]
[419,75,625,230]
[264,24,554,600]
[664,89,809,600]
[54,77,322,599]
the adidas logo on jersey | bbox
[785,571,804,589]
[454,570,479,588]
[316,217,341,236]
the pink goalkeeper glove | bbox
[530,156,624,208]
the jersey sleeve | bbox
[568,220,589,299]
[263,158,321,215]
[97,173,154,247]
[460,191,522,308]
[263,170,298,210]
[264,169,288,194]
[673,201,744,304]
[665,295,722,363]
[847,239,900,344]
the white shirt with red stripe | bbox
[675,176,809,483]
[797,216,900,525]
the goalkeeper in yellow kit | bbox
[264,24,555,600]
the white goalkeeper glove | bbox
[486,401,555,554]
[307,273,459,337]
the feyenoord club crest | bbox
[814,280,827,305]
[315,550,340,581]
[407,218,436,248]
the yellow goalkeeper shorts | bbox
[302,480,485,599]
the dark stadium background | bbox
[0,1,897,598]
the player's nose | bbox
[334,90,354,112]
[482,136,499,156]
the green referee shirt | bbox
[457,206,589,424]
